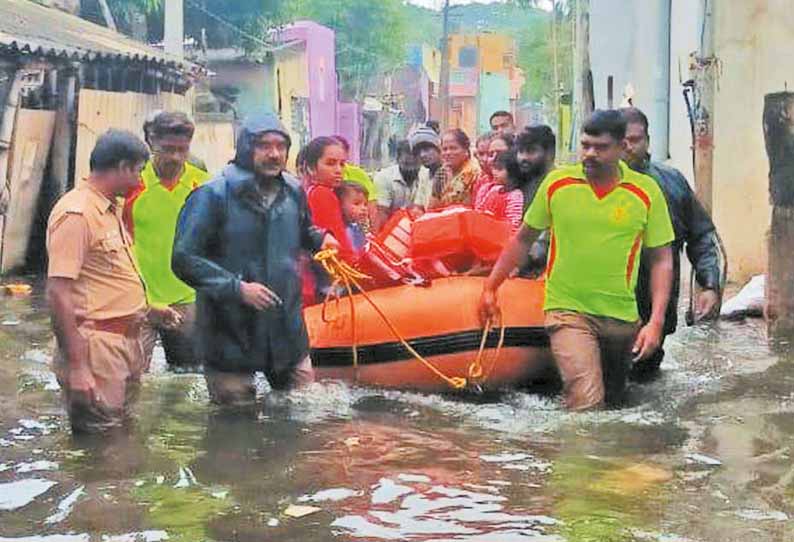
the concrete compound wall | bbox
[592,0,794,282]
[707,0,794,281]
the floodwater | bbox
[0,281,792,542]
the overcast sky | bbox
[407,0,552,10]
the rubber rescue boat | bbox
[305,276,551,392]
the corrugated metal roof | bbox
[0,0,200,73]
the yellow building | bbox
[445,32,524,137]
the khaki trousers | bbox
[54,324,145,433]
[140,303,197,371]
[545,310,640,411]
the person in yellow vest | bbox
[123,112,210,371]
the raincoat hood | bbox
[234,112,292,171]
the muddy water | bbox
[0,282,792,542]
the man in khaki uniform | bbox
[46,130,178,433]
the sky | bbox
[407,0,553,10]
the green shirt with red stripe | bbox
[523,161,674,322]
[124,160,210,306]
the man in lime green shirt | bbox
[123,111,210,370]
[479,110,674,410]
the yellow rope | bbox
[313,249,505,391]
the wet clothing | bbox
[205,355,315,405]
[47,183,146,320]
[123,160,210,307]
[545,310,639,410]
[53,320,145,433]
[524,162,674,323]
[633,159,721,336]
[172,113,326,381]
[140,302,197,371]
[630,159,721,377]
[47,182,148,432]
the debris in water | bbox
[397,473,431,483]
[298,488,360,503]
[267,518,279,527]
[734,509,789,521]
[0,478,57,510]
[45,485,85,524]
[480,452,530,463]
[16,460,58,473]
[686,453,722,466]
[3,284,32,296]
[284,504,322,518]
[371,478,414,504]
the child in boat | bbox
[335,181,370,257]
[474,150,524,234]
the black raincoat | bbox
[172,113,325,377]
[635,159,722,335]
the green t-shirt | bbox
[343,163,377,202]
[124,161,210,306]
[524,161,674,322]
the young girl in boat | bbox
[335,181,369,257]
[474,150,524,234]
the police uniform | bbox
[47,182,147,432]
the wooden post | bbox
[763,91,794,337]
[438,0,451,131]
[50,64,78,198]
[573,0,593,150]
[691,0,716,215]
[0,68,23,272]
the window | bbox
[458,46,478,68]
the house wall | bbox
[479,73,511,134]
[208,60,274,120]
[707,0,794,280]
[277,21,338,139]
[589,0,671,160]
[273,44,311,160]
[590,0,787,282]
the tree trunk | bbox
[763,91,794,337]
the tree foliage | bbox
[287,0,409,100]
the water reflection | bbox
[1,287,793,541]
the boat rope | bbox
[313,249,505,391]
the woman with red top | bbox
[302,137,355,304]
[304,137,354,260]
[474,133,514,208]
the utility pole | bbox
[691,0,715,215]
[550,0,561,156]
[96,0,117,32]
[573,0,593,151]
[438,0,451,131]
[164,0,185,60]
[764,92,794,338]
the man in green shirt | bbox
[123,111,210,370]
[479,110,675,410]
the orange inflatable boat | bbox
[304,276,552,392]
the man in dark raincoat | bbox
[172,113,338,404]
[620,107,723,381]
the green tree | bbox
[287,0,409,100]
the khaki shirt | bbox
[47,182,146,320]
